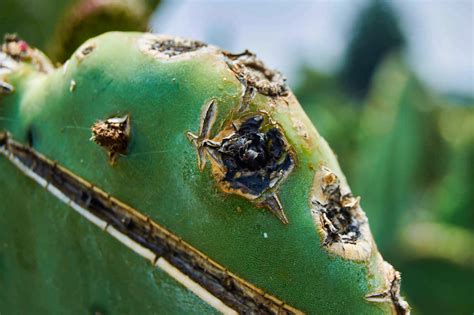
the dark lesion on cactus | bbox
[0,81,14,95]
[312,168,362,245]
[26,126,35,147]
[216,116,293,196]
[187,101,295,224]
[90,115,130,164]
[0,131,7,146]
[81,45,94,56]
[224,50,288,98]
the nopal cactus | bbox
[0,32,409,314]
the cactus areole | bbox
[0,33,410,314]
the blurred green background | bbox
[1,0,473,314]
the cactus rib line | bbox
[0,132,303,315]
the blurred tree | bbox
[48,0,160,62]
[340,0,405,99]
[0,0,160,63]
[0,0,76,50]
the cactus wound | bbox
[138,34,286,100]
[315,171,361,245]
[0,80,14,95]
[91,115,130,163]
[1,35,53,74]
[224,50,288,99]
[188,101,294,224]
[311,166,372,260]
[2,34,31,62]
[366,262,410,315]
[150,38,206,57]
[76,42,96,61]
[139,34,207,59]
[1,36,24,94]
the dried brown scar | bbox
[139,34,208,60]
[366,262,410,315]
[91,115,130,163]
[187,101,295,224]
[310,166,372,260]
[224,49,288,98]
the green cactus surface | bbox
[0,32,409,314]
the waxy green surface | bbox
[0,157,218,314]
[0,32,389,314]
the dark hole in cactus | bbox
[26,126,34,147]
[218,115,294,196]
[0,132,6,146]
[76,43,96,61]
[150,38,206,57]
[81,45,94,56]
[187,106,294,224]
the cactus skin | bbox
[0,32,409,314]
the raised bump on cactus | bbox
[90,115,131,163]
[0,32,409,314]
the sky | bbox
[151,0,473,96]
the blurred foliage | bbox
[49,0,160,62]
[0,0,160,63]
[340,0,405,99]
[0,0,76,50]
